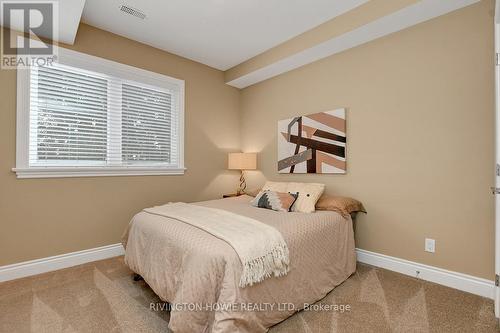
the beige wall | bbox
[0,24,241,266]
[240,1,495,279]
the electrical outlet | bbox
[425,238,435,253]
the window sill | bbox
[12,166,186,179]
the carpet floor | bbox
[0,257,497,332]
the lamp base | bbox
[237,170,247,195]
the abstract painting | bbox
[278,109,346,174]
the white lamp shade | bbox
[228,153,257,170]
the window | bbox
[14,46,184,178]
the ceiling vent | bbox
[119,5,146,20]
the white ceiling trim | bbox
[60,0,86,44]
[227,0,480,89]
[0,0,86,45]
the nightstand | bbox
[223,193,241,198]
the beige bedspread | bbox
[123,195,356,333]
[143,203,290,287]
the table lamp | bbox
[228,153,257,195]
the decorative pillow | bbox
[315,194,367,219]
[286,182,325,213]
[251,190,298,212]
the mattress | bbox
[122,195,356,333]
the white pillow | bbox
[286,182,325,213]
[262,181,288,192]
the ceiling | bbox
[81,0,369,70]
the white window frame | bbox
[13,46,185,179]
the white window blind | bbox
[30,65,109,165]
[15,46,184,178]
[121,83,174,164]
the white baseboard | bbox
[0,243,125,283]
[0,244,494,300]
[356,248,495,300]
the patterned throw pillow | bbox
[286,182,325,213]
[251,190,298,212]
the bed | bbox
[122,195,356,333]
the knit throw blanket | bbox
[144,203,290,287]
